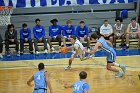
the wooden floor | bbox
[0,56,140,93]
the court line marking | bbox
[1,55,140,62]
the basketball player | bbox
[126,17,140,48]
[64,71,89,93]
[113,17,125,47]
[65,36,92,70]
[27,63,53,93]
[87,33,126,78]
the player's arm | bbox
[88,43,101,54]
[45,71,52,93]
[27,75,34,87]
[83,83,89,93]
[106,40,113,47]
[126,24,131,34]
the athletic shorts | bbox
[33,89,47,93]
[106,49,116,63]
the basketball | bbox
[60,47,68,54]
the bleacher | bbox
[0,3,138,52]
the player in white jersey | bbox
[126,17,140,48]
[65,36,91,70]
[113,17,125,47]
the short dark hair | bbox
[79,71,87,79]
[35,18,40,23]
[50,19,58,23]
[91,33,100,39]
[7,24,14,30]
[131,17,136,21]
[38,63,45,70]
[22,23,27,28]
[115,17,123,22]
[104,20,108,22]
[70,35,76,40]
[80,21,85,24]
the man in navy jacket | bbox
[62,20,75,47]
[48,19,62,51]
[76,21,90,48]
[33,18,48,54]
[20,23,33,54]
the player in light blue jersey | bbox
[27,63,52,93]
[64,71,89,93]
[87,33,126,78]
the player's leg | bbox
[121,34,125,46]
[56,36,61,48]
[14,39,20,56]
[65,54,75,70]
[42,38,48,54]
[126,33,130,48]
[137,32,140,47]
[113,34,117,47]
[34,38,39,54]
[5,40,10,56]
[86,36,90,49]
[63,36,67,47]
[109,35,113,44]
[20,39,24,54]
[107,52,125,77]
[28,39,33,54]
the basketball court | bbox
[0,52,140,93]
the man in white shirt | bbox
[126,17,140,48]
[100,20,113,44]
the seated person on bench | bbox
[20,23,33,54]
[113,17,125,47]
[126,17,140,49]
[100,20,113,44]
[76,21,90,50]
[62,20,75,47]
[5,24,20,57]
[48,19,62,51]
[33,18,48,55]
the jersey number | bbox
[37,75,41,80]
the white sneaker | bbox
[89,54,95,59]
[44,49,48,54]
[36,51,40,55]
[0,54,3,59]
[65,66,72,70]
[115,71,124,78]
